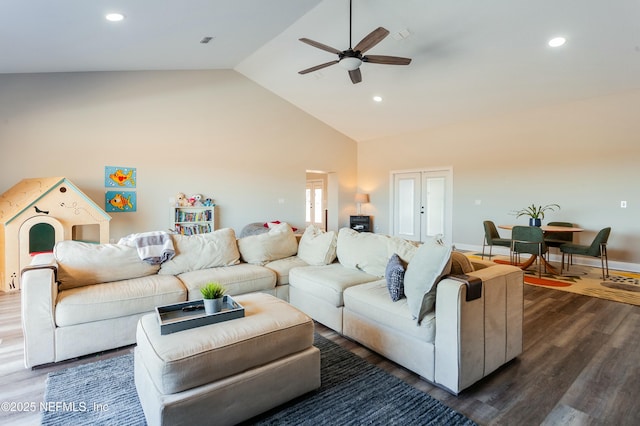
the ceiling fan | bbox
[298,0,412,84]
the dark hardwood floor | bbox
[1,285,640,425]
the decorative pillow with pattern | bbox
[385,253,406,301]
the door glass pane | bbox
[398,179,415,235]
[314,188,323,223]
[425,177,445,237]
[305,188,311,222]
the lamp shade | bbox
[354,193,369,204]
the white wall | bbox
[358,89,640,265]
[0,70,357,240]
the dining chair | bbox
[560,227,611,280]
[510,225,548,277]
[544,221,575,253]
[482,220,511,259]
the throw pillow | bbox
[336,228,390,277]
[385,253,406,301]
[449,251,475,275]
[387,236,420,264]
[403,237,453,323]
[55,241,160,290]
[158,228,240,275]
[297,225,338,265]
[238,222,298,265]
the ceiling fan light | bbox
[339,57,362,71]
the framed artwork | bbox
[105,191,137,212]
[105,166,136,188]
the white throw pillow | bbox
[238,222,298,265]
[55,241,160,290]
[336,228,390,277]
[387,236,420,264]
[158,228,240,275]
[297,225,337,265]
[403,237,452,323]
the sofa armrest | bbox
[469,258,497,270]
[21,254,59,368]
[434,264,523,394]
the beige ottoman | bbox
[134,293,320,426]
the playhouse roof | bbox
[0,177,111,225]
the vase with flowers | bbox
[512,203,560,227]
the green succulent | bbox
[512,203,560,220]
[200,282,226,299]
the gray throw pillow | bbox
[385,253,406,301]
[404,237,452,323]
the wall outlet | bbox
[621,200,627,208]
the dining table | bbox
[498,224,584,274]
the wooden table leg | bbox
[513,254,558,275]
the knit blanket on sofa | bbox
[118,231,175,265]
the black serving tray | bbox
[155,295,245,335]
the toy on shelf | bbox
[176,192,190,207]
[202,198,215,207]
[190,194,203,207]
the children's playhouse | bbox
[0,177,110,292]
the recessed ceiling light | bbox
[548,37,566,47]
[105,13,125,22]
[373,96,383,102]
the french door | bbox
[391,168,453,244]
[305,179,325,229]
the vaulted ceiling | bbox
[3,0,639,141]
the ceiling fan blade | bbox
[353,27,389,54]
[299,38,342,55]
[363,55,412,65]
[298,60,339,75]
[349,68,362,84]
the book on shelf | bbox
[174,209,212,223]
[174,223,212,235]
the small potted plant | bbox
[512,203,560,227]
[200,282,226,314]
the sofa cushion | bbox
[238,222,298,265]
[176,263,277,300]
[343,280,436,342]
[55,241,160,290]
[385,253,406,301]
[158,228,240,276]
[55,274,186,327]
[297,225,337,265]
[289,263,379,307]
[404,238,452,323]
[450,251,475,275]
[264,256,309,285]
[336,228,390,277]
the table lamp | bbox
[355,193,369,215]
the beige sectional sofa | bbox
[289,228,524,394]
[21,225,302,368]
[21,223,524,396]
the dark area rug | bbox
[43,334,476,426]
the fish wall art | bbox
[105,191,136,212]
[105,166,136,188]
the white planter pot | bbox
[203,297,224,315]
